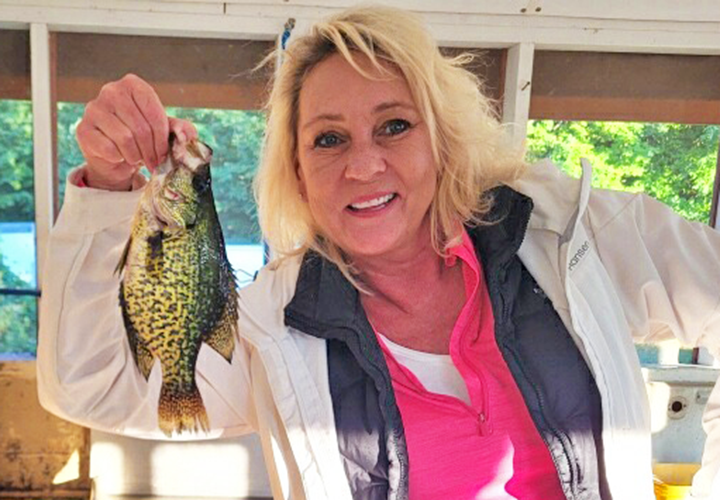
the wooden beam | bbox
[531,96,720,125]
[55,33,274,109]
[530,51,720,124]
[0,28,30,100]
[502,42,534,147]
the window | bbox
[0,29,37,358]
[527,51,720,365]
[56,33,274,286]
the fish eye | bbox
[192,173,211,194]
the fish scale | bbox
[117,135,238,436]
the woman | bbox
[37,6,720,500]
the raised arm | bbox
[37,74,256,439]
[590,188,720,499]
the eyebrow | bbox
[301,100,416,131]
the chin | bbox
[338,233,405,260]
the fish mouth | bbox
[163,186,185,202]
[144,134,211,230]
[150,193,175,228]
[148,177,186,229]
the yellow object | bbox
[653,463,701,500]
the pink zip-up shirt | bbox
[376,231,566,500]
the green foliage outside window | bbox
[0,252,37,356]
[526,120,719,223]
[2,102,719,359]
[0,100,33,223]
[0,99,36,356]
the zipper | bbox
[502,338,579,499]
[389,377,493,436]
[457,338,493,436]
[285,310,410,497]
[377,332,495,437]
[489,270,580,499]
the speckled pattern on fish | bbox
[116,135,238,437]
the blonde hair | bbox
[255,5,525,282]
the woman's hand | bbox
[76,73,198,191]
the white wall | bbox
[1,0,720,53]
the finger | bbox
[172,117,198,142]
[84,155,139,190]
[76,121,124,164]
[111,92,159,169]
[169,117,188,144]
[127,77,169,166]
[90,110,144,167]
[87,155,137,178]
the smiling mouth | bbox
[348,193,397,212]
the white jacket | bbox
[37,160,720,499]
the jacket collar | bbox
[510,159,586,237]
[470,186,534,274]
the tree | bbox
[526,120,719,223]
[0,250,37,355]
[168,106,265,244]
[0,100,34,222]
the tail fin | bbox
[157,383,210,437]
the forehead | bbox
[298,53,414,121]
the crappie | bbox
[116,134,238,436]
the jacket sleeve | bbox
[36,168,257,440]
[588,189,720,499]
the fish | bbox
[115,134,238,436]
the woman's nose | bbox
[344,141,387,181]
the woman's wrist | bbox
[83,167,135,191]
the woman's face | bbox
[296,53,437,262]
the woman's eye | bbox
[314,133,343,149]
[382,119,410,136]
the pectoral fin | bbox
[203,278,239,363]
[114,236,133,276]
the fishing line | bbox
[264,18,296,266]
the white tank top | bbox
[376,333,471,405]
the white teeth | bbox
[350,194,395,210]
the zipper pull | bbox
[532,284,548,300]
[477,411,494,436]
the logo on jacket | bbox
[568,240,590,272]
